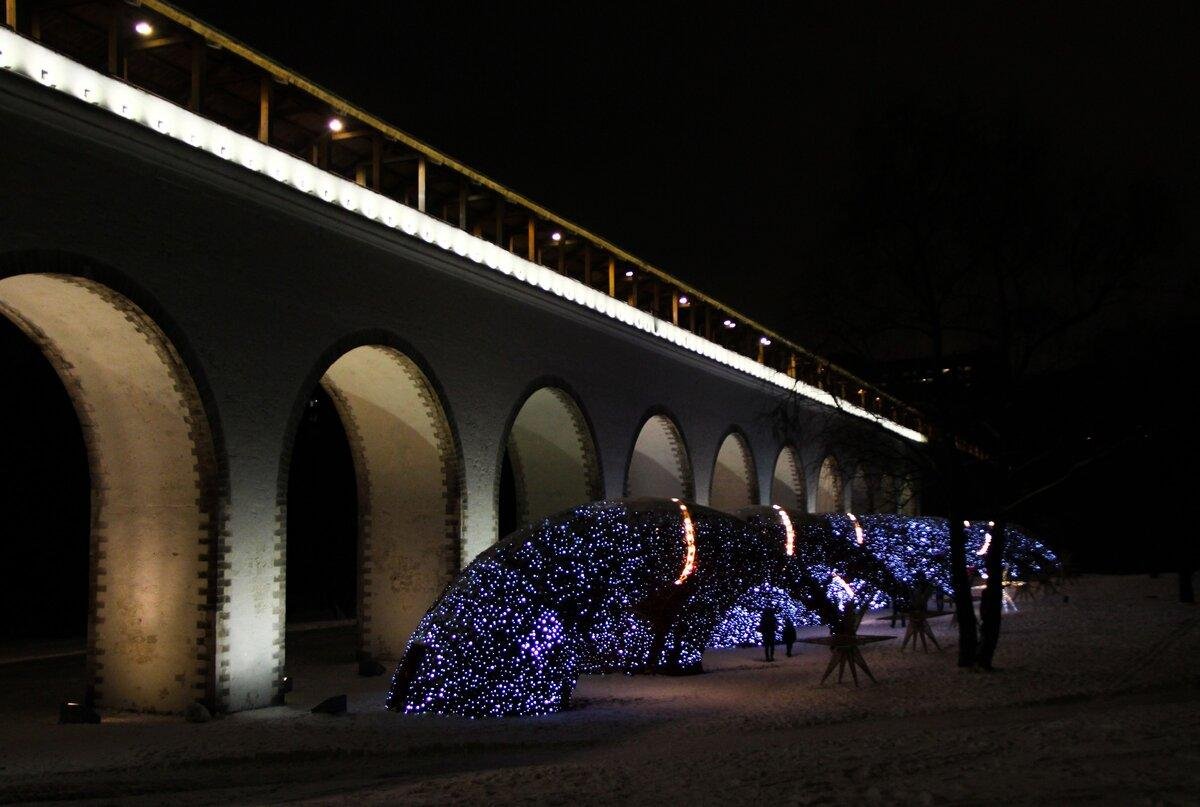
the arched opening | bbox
[285,386,358,626]
[850,469,872,512]
[1,312,90,639]
[499,386,601,536]
[625,412,694,500]
[709,430,758,512]
[0,272,219,713]
[770,445,806,511]
[878,473,898,514]
[815,455,844,513]
[284,344,460,668]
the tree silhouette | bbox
[774,95,1180,667]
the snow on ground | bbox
[0,575,1197,805]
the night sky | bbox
[169,1,1198,338]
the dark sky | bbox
[171,1,1197,337]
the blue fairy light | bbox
[386,501,1057,718]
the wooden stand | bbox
[900,611,951,652]
[800,634,893,686]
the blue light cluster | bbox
[708,584,819,648]
[840,515,1057,591]
[387,501,1057,718]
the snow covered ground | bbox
[1,575,1197,805]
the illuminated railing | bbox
[0,18,926,443]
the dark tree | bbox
[773,96,1180,666]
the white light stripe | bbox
[772,504,795,556]
[847,512,865,545]
[0,29,925,443]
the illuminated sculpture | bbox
[388,500,772,717]
[387,500,1057,718]
[828,515,1056,592]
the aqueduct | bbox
[0,4,925,713]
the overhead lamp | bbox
[550,231,562,242]
[722,319,736,329]
[678,295,689,305]
[327,117,344,133]
[759,336,771,346]
[134,20,154,36]
[624,270,634,278]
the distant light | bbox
[550,231,562,242]
[759,336,771,346]
[624,270,634,278]
[678,295,689,306]
[134,21,154,36]
[327,118,344,132]
[722,319,736,329]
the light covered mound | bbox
[388,501,1059,718]
[388,500,784,717]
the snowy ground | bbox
[1,575,1197,805]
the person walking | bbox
[781,619,797,657]
[759,608,778,661]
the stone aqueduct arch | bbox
[770,445,807,511]
[877,473,898,514]
[849,468,873,512]
[624,412,695,500]
[815,454,846,513]
[286,344,463,665]
[501,385,604,531]
[709,429,758,512]
[0,270,221,713]
[1,259,915,712]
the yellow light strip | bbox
[671,498,696,585]
[773,504,795,556]
[975,520,995,556]
[847,512,865,545]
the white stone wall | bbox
[0,72,914,711]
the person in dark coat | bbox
[781,619,797,657]
[759,608,778,661]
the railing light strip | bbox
[0,29,925,443]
